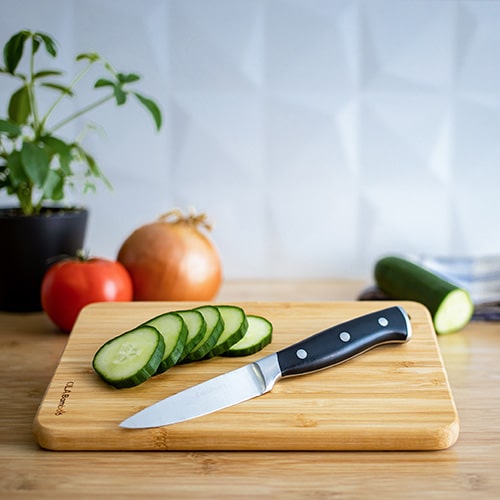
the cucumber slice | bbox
[144,312,188,374]
[204,305,248,358]
[375,255,474,334]
[92,325,165,388]
[176,309,207,360]
[183,305,225,362]
[221,314,273,357]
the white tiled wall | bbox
[2,0,500,279]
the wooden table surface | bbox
[1,279,499,498]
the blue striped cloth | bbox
[412,255,500,321]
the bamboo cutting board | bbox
[34,301,459,451]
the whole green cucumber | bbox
[374,255,474,334]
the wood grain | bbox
[33,300,458,451]
[2,280,500,498]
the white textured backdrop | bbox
[2,0,500,280]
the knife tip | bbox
[118,418,139,429]
[119,417,161,429]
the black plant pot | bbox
[0,207,88,312]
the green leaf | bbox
[40,82,74,95]
[133,92,162,131]
[41,136,73,174]
[80,147,99,176]
[34,69,63,79]
[32,37,40,55]
[42,169,64,201]
[36,32,57,57]
[41,135,70,154]
[104,62,115,74]
[21,141,50,186]
[83,180,97,194]
[0,164,8,189]
[2,69,27,80]
[94,78,114,88]
[3,31,29,73]
[117,72,140,84]
[113,85,127,105]
[8,86,31,124]
[6,150,28,187]
[76,52,100,63]
[74,144,112,190]
[0,119,22,137]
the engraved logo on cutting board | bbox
[55,381,74,416]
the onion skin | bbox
[117,211,222,301]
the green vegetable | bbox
[93,304,272,389]
[92,325,165,388]
[183,305,225,362]
[176,309,207,360]
[221,315,273,357]
[204,305,248,358]
[144,312,188,374]
[374,255,474,334]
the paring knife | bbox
[120,306,412,429]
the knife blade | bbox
[119,305,412,429]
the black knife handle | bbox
[276,306,411,378]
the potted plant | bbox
[0,30,162,311]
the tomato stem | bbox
[76,248,91,261]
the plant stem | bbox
[39,61,94,132]
[48,93,115,134]
[0,137,7,156]
[27,36,40,131]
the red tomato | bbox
[41,257,133,332]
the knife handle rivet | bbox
[296,348,308,359]
[339,331,351,342]
[378,317,389,327]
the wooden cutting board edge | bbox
[33,300,460,452]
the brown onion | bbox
[117,209,222,301]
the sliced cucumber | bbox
[221,314,273,357]
[375,255,474,335]
[92,304,274,389]
[183,305,225,362]
[144,311,188,374]
[204,305,248,358]
[176,309,207,360]
[92,325,165,388]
